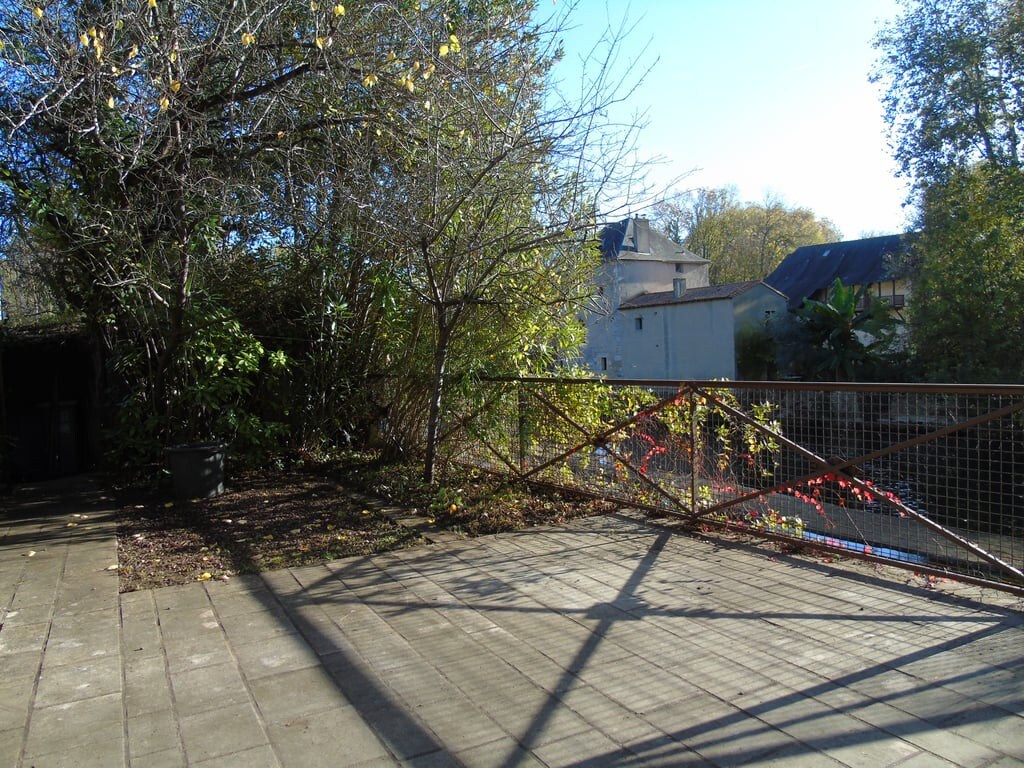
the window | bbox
[600,357,608,371]
[635,317,643,331]
[675,263,685,273]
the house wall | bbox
[732,284,789,332]
[580,258,710,377]
[614,259,709,304]
[617,301,736,380]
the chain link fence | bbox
[443,378,1024,594]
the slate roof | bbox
[599,217,708,264]
[619,280,784,309]
[765,234,910,309]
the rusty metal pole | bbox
[517,382,528,473]
[689,385,697,515]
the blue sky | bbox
[544,0,910,239]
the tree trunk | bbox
[423,320,450,484]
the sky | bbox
[542,0,912,240]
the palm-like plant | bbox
[796,278,897,381]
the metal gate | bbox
[446,378,1024,594]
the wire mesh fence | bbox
[443,378,1024,593]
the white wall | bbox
[580,258,710,377]
[732,284,788,332]
[617,300,736,380]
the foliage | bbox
[0,0,638,475]
[874,0,1024,187]
[907,164,1024,381]
[875,0,1024,383]
[795,278,898,381]
[654,188,841,282]
[735,323,777,380]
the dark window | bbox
[635,317,643,331]
[675,263,684,273]
[600,357,608,371]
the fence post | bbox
[689,385,697,515]
[517,381,528,473]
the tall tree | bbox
[907,164,1024,381]
[874,0,1024,186]
[655,188,840,283]
[363,2,639,482]
[875,0,1024,382]
[0,0,644,474]
[0,0,404,448]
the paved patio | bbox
[1,478,1023,767]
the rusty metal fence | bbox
[443,378,1024,594]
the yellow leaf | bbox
[79,33,89,46]
[148,0,156,7]
[107,96,115,108]
[94,43,104,60]
[159,96,169,110]
[240,32,255,46]
[315,36,324,49]
[405,78,414,93]
[198,572,212,581]
[129,44,139,58]
[169,79,181,92]
[170,49,177,62]
[439,44,449,57]
[33,6,44,19]
[361,509,370,515]
[423,99,430,110]
[309,1,318,9]
[361,72,377,87]
[333,4,345,16]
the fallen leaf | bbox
[24,550,36,557]
[105,564,118,571]
[197,572,212,581]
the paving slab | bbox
[2,477,1023,767]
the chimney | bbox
[673,278,687,299]
[634,217,650,254]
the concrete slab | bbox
[2,478,1023,768]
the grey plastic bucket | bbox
[166,442,225,499]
